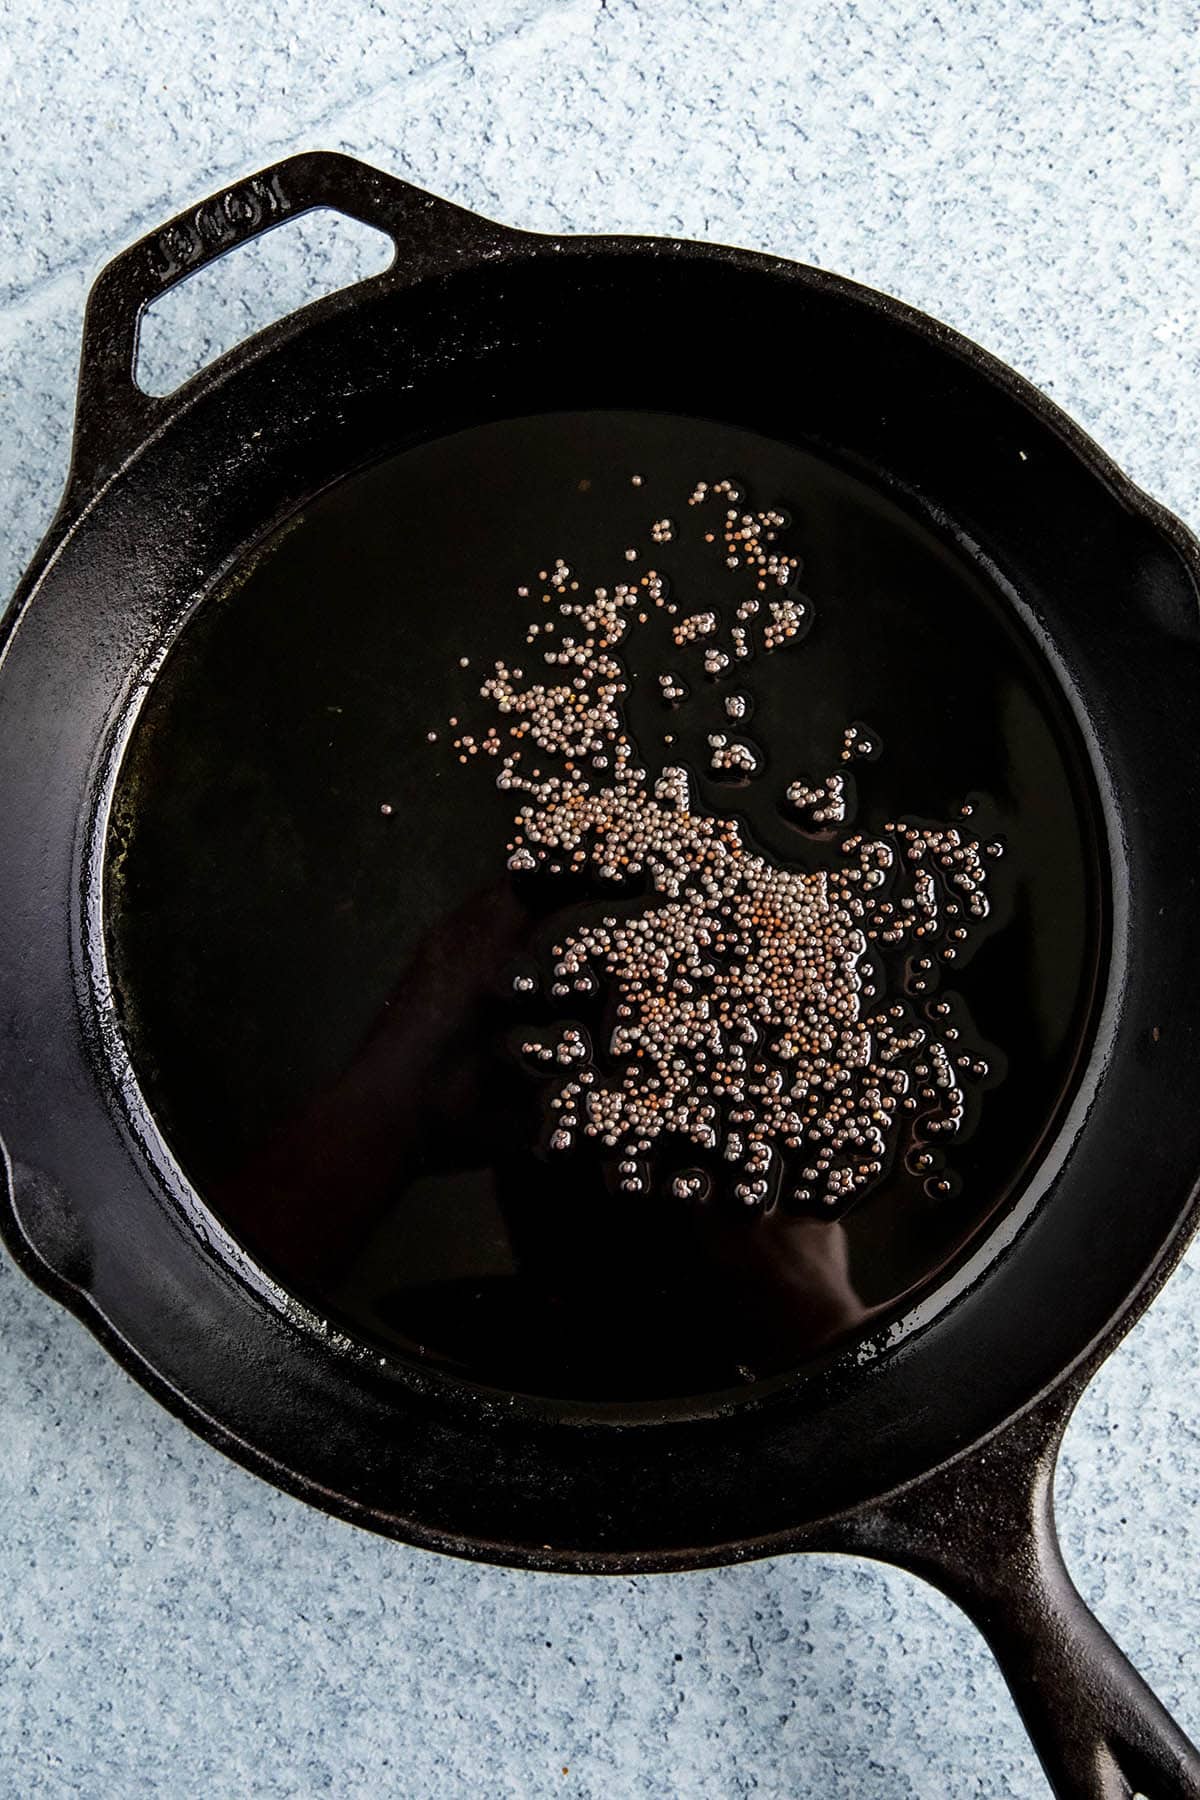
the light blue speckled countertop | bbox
[2,4,1198,1794]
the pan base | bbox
[104,409,1102,1404]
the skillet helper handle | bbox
[68,150,503,498]
[835,1393,1200,1799]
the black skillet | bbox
[2,152,1199,1798]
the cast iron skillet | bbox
[2,152,1199,1798]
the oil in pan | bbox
[104,409,1102,1405]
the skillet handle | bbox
[68,150,508,499]
[830,1388,1200,1799]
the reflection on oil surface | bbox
[105,411,1102,1402]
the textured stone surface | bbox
[2,2,1198,1794]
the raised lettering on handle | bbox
[65,151,511,501]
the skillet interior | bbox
[103,406,1102,1412]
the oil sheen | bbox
[104,411,1104,1404]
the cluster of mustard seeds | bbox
[708,734,761,777]
[443,477,1001,1214]
[841,723,880,761]
[786,773,848,827]
[691,482,799,591]
[763,597,808,650]
[673,610,718,646]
